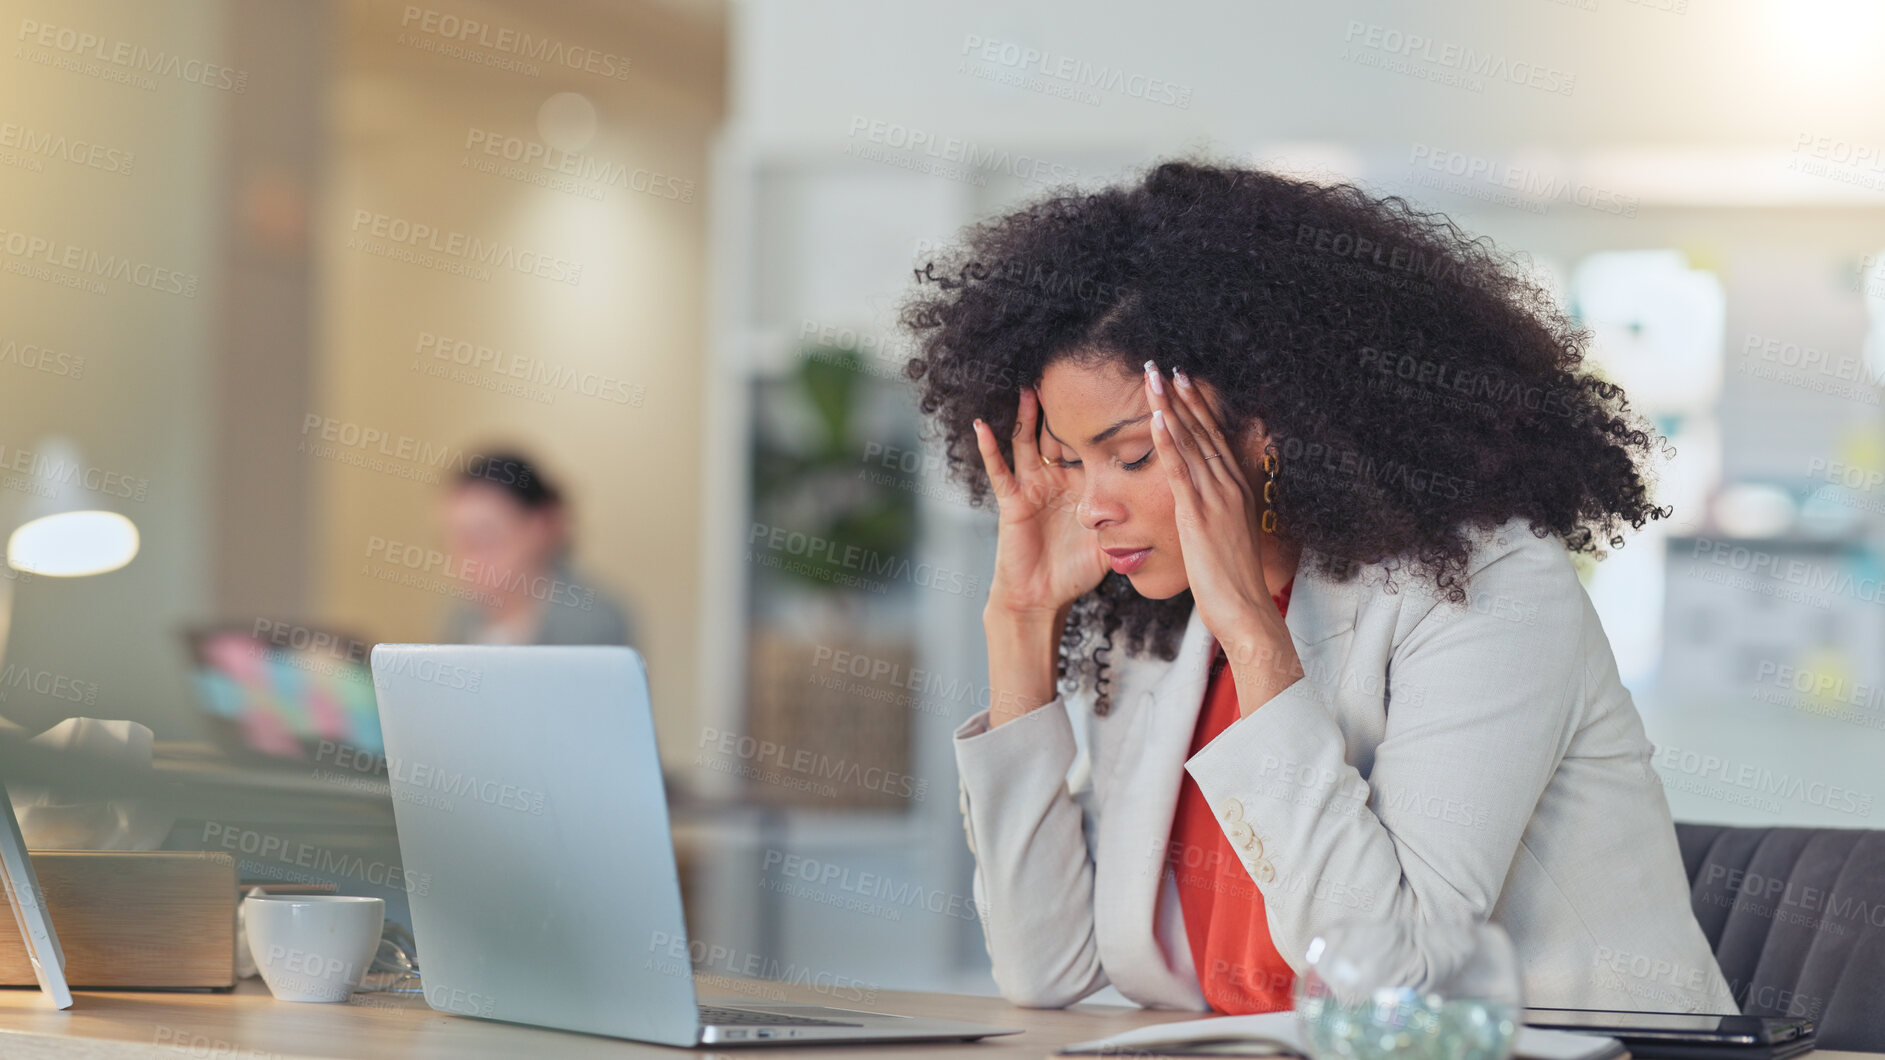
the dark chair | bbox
[1675,822,1885,1052]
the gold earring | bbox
[1261,451,1278,534]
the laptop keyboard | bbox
[698,1004,864,1028]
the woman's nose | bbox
[1077,479,1126,531]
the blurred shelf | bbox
[151,742,395,827]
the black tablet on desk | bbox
[1523,1008,1815,1060]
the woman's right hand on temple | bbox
[973,385,1110,619]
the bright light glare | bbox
[1762,0,1885,69]
[537,92,597,153]
[1713,483,1796,539]
[7,511,140,577]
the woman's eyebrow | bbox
[1040,413,1149,449]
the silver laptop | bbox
[369,644,1018,1047]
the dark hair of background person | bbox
[898,158,1671,715]
[457,451,561,510]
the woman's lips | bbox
[1105,548,1151,575]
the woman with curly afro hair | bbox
[902,159,1732,1016]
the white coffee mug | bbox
[242,895,385,1003]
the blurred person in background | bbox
[902,159,1731,1016]
[440,450,636,647]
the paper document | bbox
[1058,1010,1626,1059]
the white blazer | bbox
[953,517,1734,1013]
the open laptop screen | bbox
[187,624,382,761]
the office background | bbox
[2,0,1883,1001]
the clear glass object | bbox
[1293,917,1521,1060]
[354,921,426,995]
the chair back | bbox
[1675,822,1885,1051]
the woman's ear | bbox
[1232,414,1271,467]
[1248,423,1274,460]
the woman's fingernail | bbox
[1173,368,1191,388]
[1152,409,1165,429]
[1144,360,1164,394]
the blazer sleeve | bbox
[1183,536,1583,975]
[953,697,1110,1008]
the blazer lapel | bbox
[1091,603,1216,1004]
[1092,571,1358,1005]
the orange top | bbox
[1167,580,1295,1013]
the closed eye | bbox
[1056,449,1155,471]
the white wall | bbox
[731,0,1885,161]
[0,0,224,737]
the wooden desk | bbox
[0,979,1876,1059]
